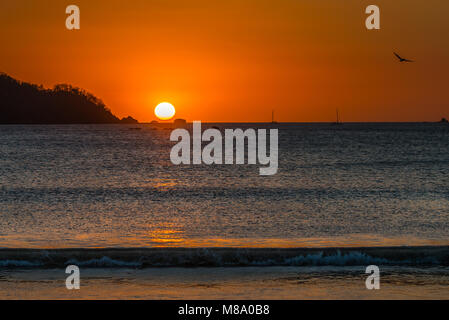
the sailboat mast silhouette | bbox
[333,108,342,125]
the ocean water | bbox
[1,266,449,299]
[0,123,448,299]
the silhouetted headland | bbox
[0,73,137,124]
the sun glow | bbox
[154,102,176,120]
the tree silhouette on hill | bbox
[0,73,138,124]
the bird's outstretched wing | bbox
[393,52,402,60]
[403,58,414,62]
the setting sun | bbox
[155,102,176,121]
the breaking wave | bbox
[0,246,447,268]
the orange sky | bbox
[1,0,448,122]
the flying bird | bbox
[394,52,414,62]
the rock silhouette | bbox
[0,73,137,124]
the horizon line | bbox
[141,120,447,124]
